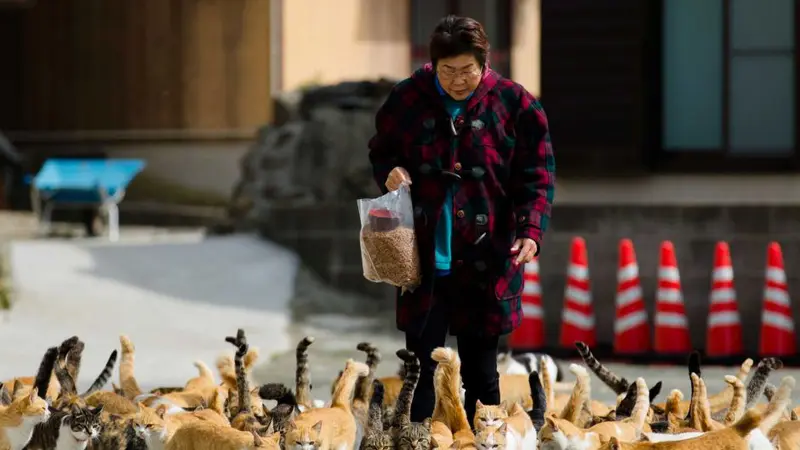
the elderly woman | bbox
[368,15,555,425]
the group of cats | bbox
[0,331,797,450]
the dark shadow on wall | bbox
[356,0,409,42]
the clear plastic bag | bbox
[357,184,422,289]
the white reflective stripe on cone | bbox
[710,288,736,304]
[762,310,795,332]
[562,309,595,330]
[764,287,790,307]
[658,267,680,282]
[527,259,540,272]
[568,264,589,281]
[617,263,639,283]
[656,288,683,304]
[616,286,643,308]
[765,266,787,285]
[708,311,741,327]
[522,303,543,318]
[524,282,542,296]
[712,266,734,282]
[655,312,688,328]
[614,310,648,334]
[565,285,591,305]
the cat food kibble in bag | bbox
[357,185,422,289]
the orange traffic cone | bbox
[706,241,743,357]
[654,241,691,355]
[508,257,545,351]
[758,242,796,357]
[559,237,596,348]
[613,239,650,354]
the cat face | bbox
[131,403,166,441]
[474,423,507,450]
[396,418,432,450]
[538,417,570,450]
[67,405,103,442]
[362,432,394,450]
[17,387,50,425]
[474,401,509,430]
[283,420,322,450]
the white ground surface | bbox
[0,230,298,390]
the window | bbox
[660,0,797,166]
[409,0,512,77]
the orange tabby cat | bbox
[474,400,536,449]
[283,359,369,450]
[430,347,475,450]
[603,408,764,450]
[164,420,278,450]
[722,375,745,426]
[133,401,230,449]
[0,387,50,450]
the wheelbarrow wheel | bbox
[82,208,104,237]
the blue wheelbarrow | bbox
[28,158,146,241]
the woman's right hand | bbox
[385,167,412,192]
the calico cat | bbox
[23,404,103,450]
[0,387,50,450]
[360,380,393,450]
[282,359,369,450]
[391,349,432,450]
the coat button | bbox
[454,162,462,171]
[456,210,465,218]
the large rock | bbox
[229,79,398,226]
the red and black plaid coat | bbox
[368,64,555,337]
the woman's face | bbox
[436,54,482,101]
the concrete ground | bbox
[0,212,799,408]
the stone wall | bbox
[259,203,800,355]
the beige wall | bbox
[510,0,541,96]
[281,0,411,91]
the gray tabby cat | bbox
[393,349,432,450]
[361,379,394,450]
[23,404,103,450]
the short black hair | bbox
[429,15,490,67]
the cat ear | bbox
[545,416,558,431]
[91,405,104,416]
[608,437,621,449]
[137,402,147,411]
[155,404,168,419]
[422,417,432,429]
[476,399,484,408]
[498,422,508,434]
[28,387,38,402]
[499,399,512,411]
[70,404,81,415]
[312,421,323,434]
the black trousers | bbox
[405,275,500,427]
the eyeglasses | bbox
[437,67,482,81]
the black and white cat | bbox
[23,404,103,450]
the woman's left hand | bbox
[511,238,538,265]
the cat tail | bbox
[758,375,795,435]
[368,379,385,431]
[745,357,783,409]
[627,378,650,431]
[33,346,58,400]
[225,328,251,414]
[431,347,471,433]
[215,355,238,388]
[258,383,298,407]
[354,342,381,404]
[723,375,746,425]
[81,349,118,397]
[393,349,421,430]
[119,335,143,399]
[55,337,83,397]
[574,341,629,394]
[331,359,369,411]
[558,364,590,424]
[528,370,547,430]
[539,355,555,409]
[295,336,315,410]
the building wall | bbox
[281,0,411,91]
[0,0,272,133]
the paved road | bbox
[0,229,297,389]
